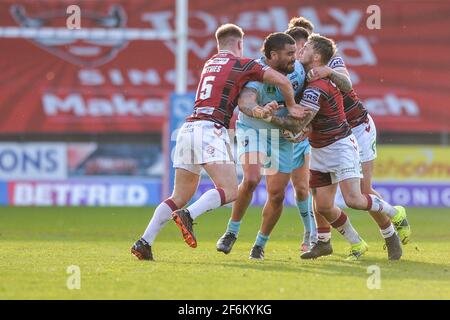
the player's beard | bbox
[278,61,295,74]
[286,61,295,74]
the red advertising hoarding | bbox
[0,0,449,133]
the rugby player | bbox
[131,24,305,260]
[266,34,408,260]
[216,32,308,260]
[289,17,411,260]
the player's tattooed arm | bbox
[329,70,352,93]
[270,108,317,132]
[237,87,272,119]
[238,87,259,117]
[307,66,352,93]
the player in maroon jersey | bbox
[131,23,306,260]
[264,34,408,260]
[289,16,411,259]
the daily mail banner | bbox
[0,0,449,134]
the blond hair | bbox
[215,23,244,47]
[308,33,337,65]
[288,17,314,33]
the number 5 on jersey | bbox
[196,76,215,100]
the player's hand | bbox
[307,66,333,82]
[292,124,312,143]
[253,101,279,120]
[252,106,270,119]
[301,124,312,140]
[288,104,312,120]
[263,100,279,114]
[264,100,280,112]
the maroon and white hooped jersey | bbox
[186,50,269,129]
[300,78,351,148]
[327,55,369,128]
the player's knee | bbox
[241,176,260,193]
[294,184,309,201]
[343,193,365,210]
[267,190,285,205]
[315,203,333,215]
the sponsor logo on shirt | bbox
[328,57,345,69]
[303,89,320,104]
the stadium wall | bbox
[1,1,449,207]
[1,1,450,135]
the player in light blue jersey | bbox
[284,27,320,252]
[216,32,313,259]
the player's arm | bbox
[329,68,352,93]
[238,87,273,119]
[269,108,317,132]
[262,68,305,119]
[307,66,352,93]
[266,87,321,132]
[237,87,258,117]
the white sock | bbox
[187,188,225,220]
[317,227,332,242]
[331,212,361,244]
[380,224,396,239]
[142,199,177,245]
[366,194,398,218]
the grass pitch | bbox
[0,206,449,300]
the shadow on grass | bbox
[163,254,449,282]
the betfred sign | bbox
[0,143,67,180]
[9,180,161,206]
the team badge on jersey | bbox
[266,86,276,95]
[206,145,215,155]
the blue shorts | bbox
[293,139,311,169]
[236,121,310,174]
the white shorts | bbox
[352,114,377,163]
[173,120,234,175]
[310,134,363,188]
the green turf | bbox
[0,206,449,299]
